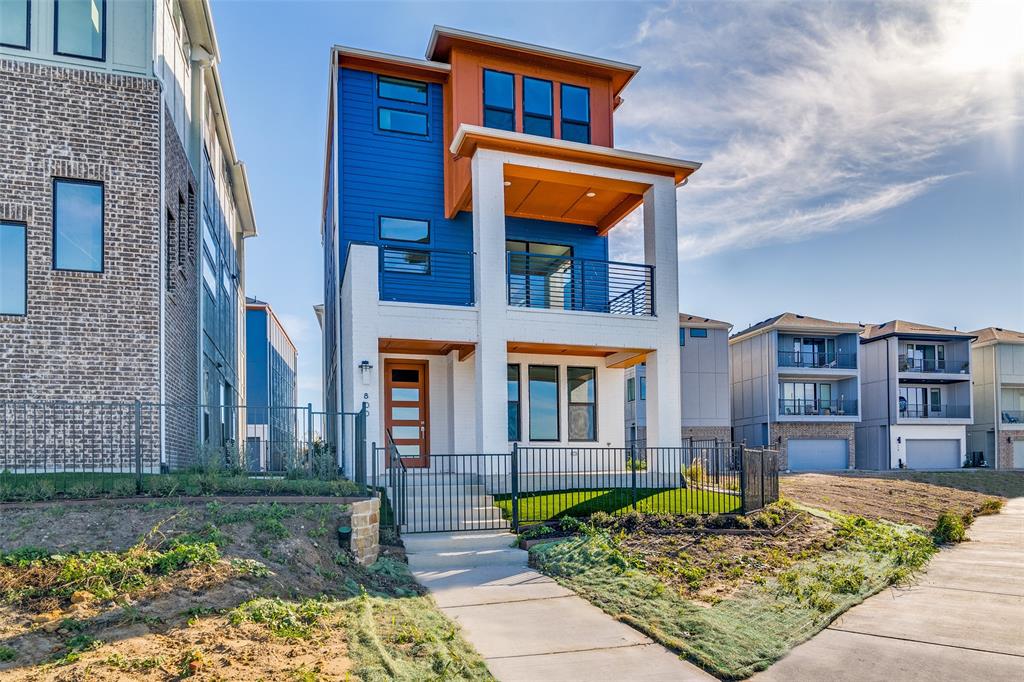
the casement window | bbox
[0,0,30,49]
[377,76,427,105]
[377,107,427,136]
[690,328,708,338]
[560,83,590,143]
[379,216,429,243]
[679,328,686,346]
[508,364,521,441]
[483,69,515,131]
[528,365,559,441]
[626,376,635,402]
[568,367,597,441]
[0,221,27,316]
[54,0,106,61]
[53,178,103,272]
[522,77,553,137]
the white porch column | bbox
[471,150,509,454]
[643,177,683,448]
[341,243,382,478]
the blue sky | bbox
[211,1,1024,409]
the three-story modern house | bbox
[729,313,862,471]
[858,321,975,469]
[967,327,1024,470]
[321,27,700,475]
[625,314,732,445]
[0,0,256,469]
[245,297,299,472]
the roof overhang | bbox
[204,65,257,237]
[679,314,731,331]
[335,45,450,83]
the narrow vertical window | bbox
[568,367,597,441]
[679,328,686,346]
[508,364,521,441]
[626,376,635,402]
[528,365,559,441]
[0,221,27,315]
[483,69,515,131]
[639,375,646,401]
[166,208,177,289]
[522,77,552,137]
[560,83,590,143]
[0,0,30,49]
[54,0,106,61]
[53,178,103,272]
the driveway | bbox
[756,497,1024,681]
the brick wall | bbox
[997,432,1024,470]
[683,426,732,443]
[771,422,856,470]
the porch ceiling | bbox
[506,341,649,368]
[379,338,476,360]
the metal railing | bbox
[898,356,970,373]
[898,404,971,419]
[778,398,858,416]
[379,244,475,307]
[506,251,654,316]
[1001,410,1024,424]
[778,350,857,369]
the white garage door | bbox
[788,439,848,471]
[906,439,960,470]
[1013,441,1024,469]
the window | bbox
[568,367,596,441]
[166,208,176,289]
[0,0,30,49]
[483,69,515,131]
[626,376,635,402]
[377,107,427,136]
[53,178,103,272]
[382,248,429,275]
[54,0,106,61]
[930,388,942,413]
[639,376,646,401]
[202,251,217,298]
[506,240,572,309]
[679,328,686,346]
[379,216,429,243]
[522,77,553,137]
[528,365,559,441]
[377,76,427,104]
[508,364,521,441]
[560,83,590,143]
[0,221,27,315]
[690,328,708,338]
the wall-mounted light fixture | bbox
[358,360,374,386]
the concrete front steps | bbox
[382,481,511,533]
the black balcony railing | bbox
[378,245,475,307]
[778,399,858,416]
[898,356,970,374]
[506,251,654,316]
[777,350,857,369]
[1001,410,1024,424]
[898,404,971,419]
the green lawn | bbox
[494,487,741,523]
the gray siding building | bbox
[968,327,1024,469]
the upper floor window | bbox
[639,375,646,400]
[378,107,427,136]
[0,221,27,315]
[560,84,590,143]
[522,77,553,137]
[55,0,106,61]
[690,328,708,338]
[483,69,515,131]
[0,0,30,49]
[379,216,429,243]
[679,328,686,346]
[53,178,103,272]
[377,76,427,105]
[626,376,635,402]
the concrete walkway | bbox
[756,497,1024,681]
[404,531,713,681]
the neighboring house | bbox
[245,298,299,472]
[729,313,862,471]
[321,27,700,474]
[857,321,975,470]
[967,327,1024,470]
[625,313,732,445]
[0,0,257,469]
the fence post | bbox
[760,447,766,510]
[134,400,143,494]
[739,444,747,513]
[630,442,638,510]
[511,443,520,533]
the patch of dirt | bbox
[780,473,1004,527]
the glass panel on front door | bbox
[385,362,429,466]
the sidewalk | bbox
[404,531,713,682]
[756,497,1024,681]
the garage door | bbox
[788,439,848,471]
[906,439,960,470]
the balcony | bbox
[778,399,858,417]
[1002,410,1024,424]
[778,350,857,370]
[378,245,475,307]
[898,356,970,374]
[898,404,970,419]
[506,251,654,317]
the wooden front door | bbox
[384,359,429,467]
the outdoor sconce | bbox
[358,360,374,386]
[897,436,902,444]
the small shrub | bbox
[735,515,753,529]
[978,498,1003,515]
[520,524,556,540]
[933,511,968,544]
[231,558,271,577]
[589,511,615,527]
[229,597,333,639]
[684,460,706,486]
[0,645,15,662]
[558,516,587,534]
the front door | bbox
[384,360,429,467]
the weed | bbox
[519,524,555,540]
[172,522,231,548]
[59,617,86,632]
[104,653,164,672]
[292,666,319,682]
[178,649,205,678]
[229,597,333,639]
[933,511,968,544]
[231,557,272,577]
[0,645,15,662]
[978,498,1003,515]
[589,511,615,527]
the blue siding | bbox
[245,308,269,419]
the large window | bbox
[377,76,427,104]
[0,221,27,315]
[0,0,30,49]
[55,0,106,61]
[522,77,553,137]
[528,365,559,441]
[483,69,515,131]
[506,240,572,309]
[377,108,427,136]
[53,178,103,272]
[568,367,596,441]
[379,216,429,243]
[508,364,521,441]
[560,84,590,143]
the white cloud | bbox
[612,0,1024,260]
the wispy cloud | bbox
[611,1,1024,260]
